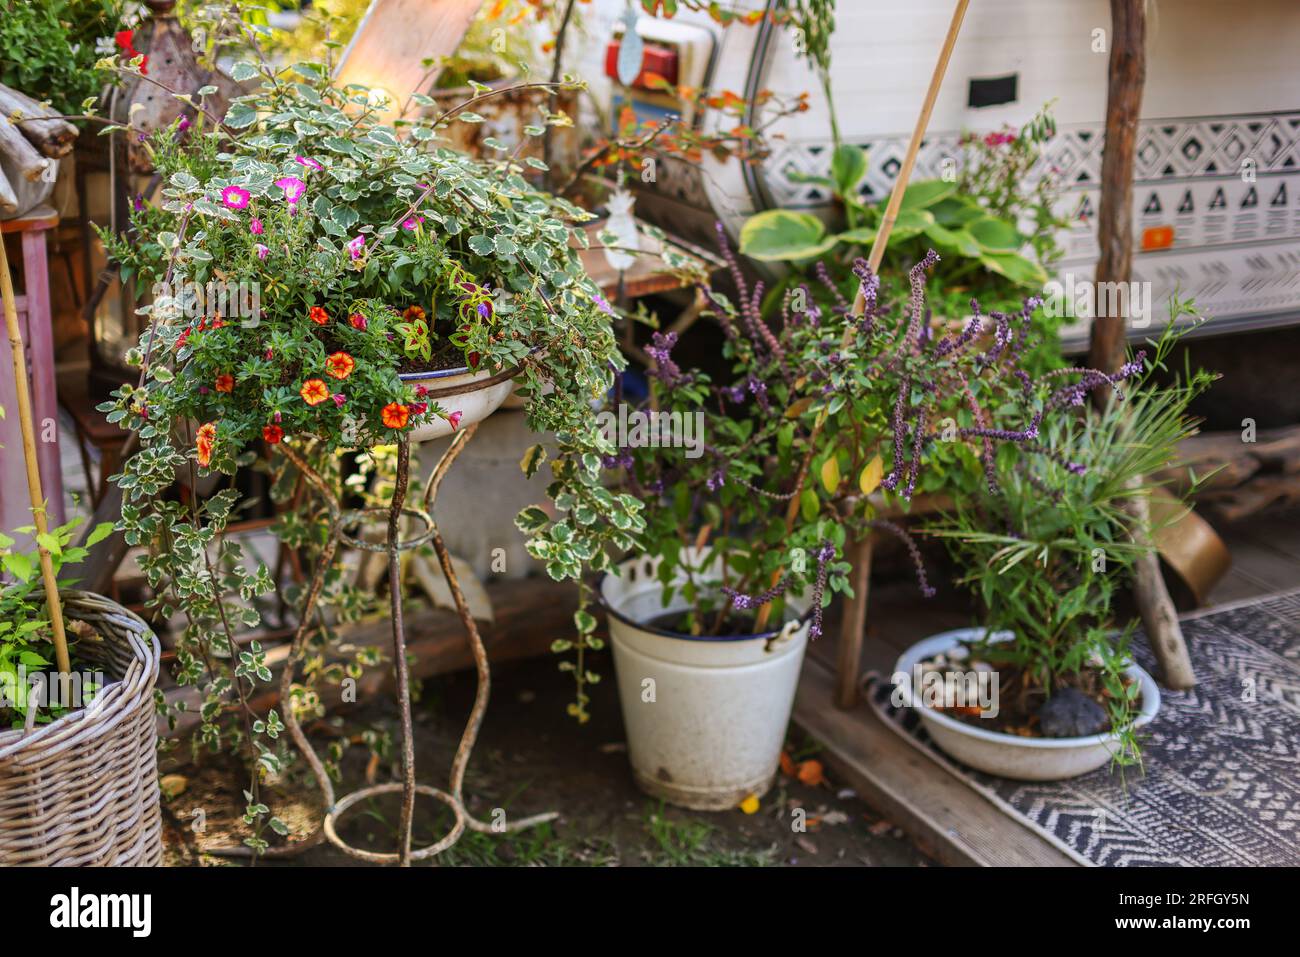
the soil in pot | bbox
[915,641,1140,739]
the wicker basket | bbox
[0,590,162,866]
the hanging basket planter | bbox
[400,363,520,443]
[0,590,162,867]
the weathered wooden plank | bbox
[793,655,1081,867]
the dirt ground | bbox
[159,650,932,867]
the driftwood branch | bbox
[1091,0,1194,689]
[0,84,78,158]
[0,166,17,216]
[0,113,50,184]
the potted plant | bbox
[912,318,1215,780]
[589,229,1134,809]
[97,35,642,849]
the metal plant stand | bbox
[278,424,556,865]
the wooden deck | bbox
[792,506,1300,867]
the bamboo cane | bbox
[0,232,71,675]
[753,0,971,633]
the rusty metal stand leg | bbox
[216,426,557,863]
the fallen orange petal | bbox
[796,759,826,787]
[738,793,760,814]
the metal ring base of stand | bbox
[323,783,465,864]
[338,506,435,552]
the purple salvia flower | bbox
[881,375,911,491]
[869,519,936,598]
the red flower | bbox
[381,403,410,429]
[402,305,425,323]
[196,422,216,467]
[325,351,355,380]
[349,313,368,331]
[215,373,234,393]
[114,30,147,74]
[300,379,330,406]
[447,410,463,431]
[262,425,284,444]
[409,401,428,415]
[308,306,330,326]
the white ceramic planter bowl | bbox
[894,628,1160,781]
[400,366,514,443]
[601,549,811,811]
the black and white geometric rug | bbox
[868,588,1300,866]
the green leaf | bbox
[230,61,260,83]
[800,488,820,523]
[838,209,933,247]
[967,216,1023,252]
[900,179,955,210]
[923,222,981,259]
[980,250,1048,287]
[2,552,33,582]
[738,210,837,262]
[224,102,258,129]
[830,144,868,198]
[929,195,984,226]
[515,505,550,534]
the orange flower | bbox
[300,378,330,406]
[308,306,330,325]
[196,422,216,467]
[215,373,234,393]
[325,351,355,380]
[381,402,410,429]
[402,305,425,322]
[262,424,284,444]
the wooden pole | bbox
[0,230,71,676]
[1090,0,1194,690]
[863,0,970,278]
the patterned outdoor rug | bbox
[867,588,1300,866]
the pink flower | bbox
[275,176,306,205]
[255,243,269,260]
[295,155,323,171]
[250,218,264,235]
[221,185,251,210]
[346,235,366,261]
[332,393,347,408]
[447,410,463,431]
[402,215,423,230]
[349,312,367,331]
[177,115,190,133]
